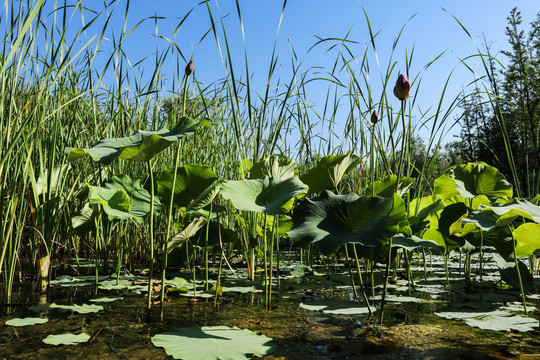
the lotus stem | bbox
[147,161,155,313]
[509,226,528,315]
[352,245,372,315]
[344,245,358,299]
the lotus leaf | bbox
[151,326,276,360]
[43,332,90,345]
[89,296,123,303]
[288,191,408,255]
[29,303,103,314]
[66,117,209,164]
[434,162,513,200]
[513,222,540,257]
[435,310,538,332]
[300,153,361,195]
[248,154,298,180]
[366,175,415,198]
[220,175,308,214]
[391,234,445,254]
[492,253,534,291]
[300,299,371,315]
[157,164,218,209]
[5,317,48,327]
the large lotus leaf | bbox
[88,175,161,221]
[186,179,223,212]
[408,196,443,234]
[167,216,207,253]
[300,153,361,195]
[434,162,513,200]
[157,164,218,209]
[88,185,131,220]
[391,234,445,254]
[513,223,540,257]
[106,175,161,221]
[492,253,534,291]
[151,326,276,360]
[438,202,468,239]
[422,228,448,252]
[434,310,538,332]
[482,198,540,225]
[43,333,90,345]
[66,117,209,164]
[71,203,95,235]
[193,219,237,247]
[5,317,48,327]
[288,191,407,255]
[29,303,103,314]
[366,175,415,198]
[220,176,308,214]
[408,196,443,220]
[248,154,298,180]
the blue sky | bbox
[20,1,540,146]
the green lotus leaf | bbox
[157,164,218,209]
[435,310,538,332]
[43,333,90,346]
[421,228,448,252]
[435,162,513,200]
[300,299,371,315]
[300,153,361,195]
[186,179,223,212]
[248,154,298,180]
[167,216,207,253]
[391,234,445,254]
[71,203,95,234]
[89,296,123,303]
[88,185,131,220]
[88,175,161,222]
[288,191,407,255]
[513,223,540,257]
[492,253,534,291]
[66,117,209,164]
[482,198,540,224]
[29,303,103,314]
[366,175,415,198]
[151,326,277,360]
[290,265,312,277]
[5,317,48,327]
[220,176,308,214]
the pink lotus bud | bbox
[185,60,194,76]
[371,110,379,124]
[393,74,410,101]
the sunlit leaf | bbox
[300,153,361,195]
[220,176,308,214]
[151,326,276,360]
[66,117,209,164]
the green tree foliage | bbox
[452,8,540,197]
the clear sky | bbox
[22,1,540,146]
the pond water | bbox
[1,258,539,359]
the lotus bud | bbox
[371,110,379,124]
[393,74,410,101]
[185,60,194,76]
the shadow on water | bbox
[1,266,539,359]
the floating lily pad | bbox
[89,296,123,303]
[151,326,276,360]
[370,295,423,304]
[29,303,103,314]
[300,299,371,315]
[43,332,90,345]
[434,309,538,332]
[5,317,48,327]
